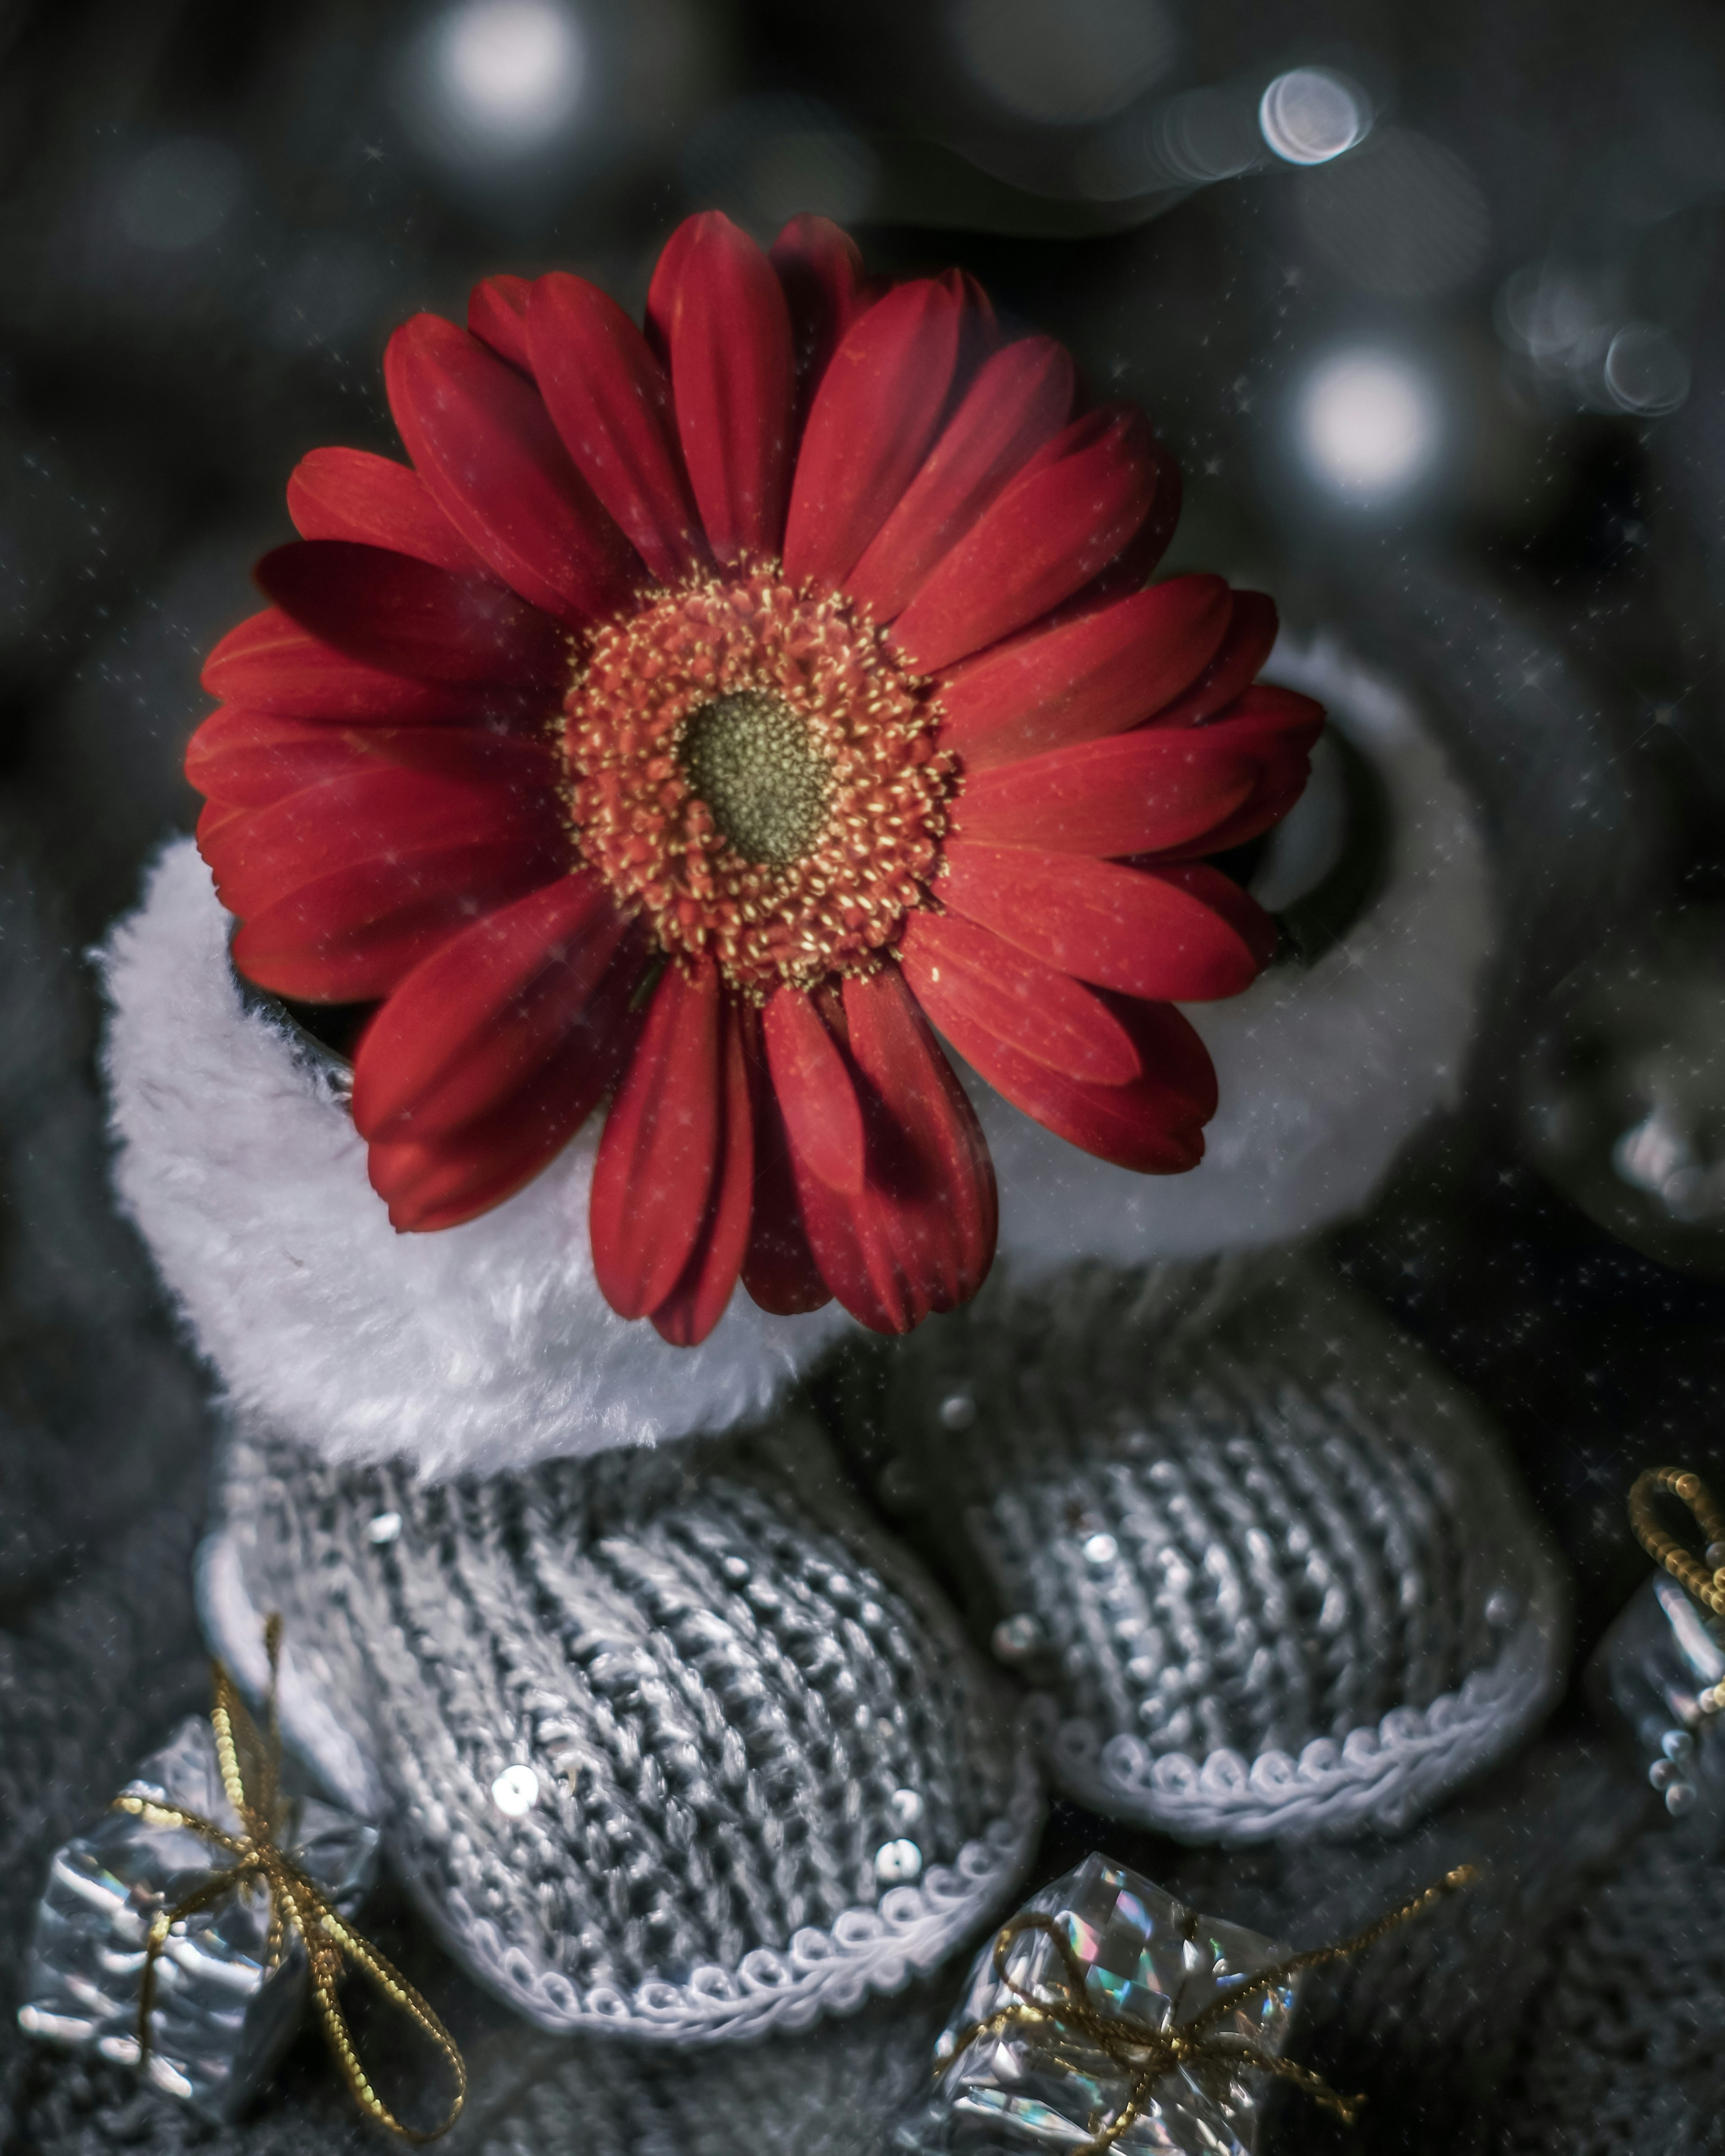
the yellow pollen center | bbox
[678,691,834,866]
[563,568,960,996]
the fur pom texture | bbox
[101,840,849,1476]
[977,631,1495,1281]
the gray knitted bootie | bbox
[865,1251,1569,1842]
[198,1414,1040,2043]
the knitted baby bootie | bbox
[101,844,1038,2039]
[866,1251,1569,1841]
[199,1411,1039,2042]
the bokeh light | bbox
[1294,347,1444,503]
[1604,322,1691,415]
[398,0,587,168]
[1153,86,1264,183]
[685,95,877,230]
[118,139,242,251]
[1496,265,1693,417]
[951,0,1176,127]
[1258,67,1371,166]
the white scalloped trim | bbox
[406,1759,1044,2042]
[1034,1548,1568,1842]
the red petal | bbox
[1201,684,1326,748]
[938,576,1231,770]
[385,314,640,626]
[468,274,533,371]
[200,610,538,727]
[1053,437,1185,622]
[650,1001,754,1346]
[351,875,636,1141]
[230,843,560,1003]
[957,725,1256,857]
[647,212,795,564]
[957,990,1217,1173]
[891,406,1162,673]
[367,958,641,1233]
[897,906,1138,1078]
[285,448,489,577]
[527,273,707,588]
[845,966,995,1316]
[739,1007,832,1316]
[369,1096,564,1233]
[589,959,725,1319]
[254,542,569,688]
[940,841,1274,1001]
[770,214,872,415]
[1144,689,1325,858]
[845,336,1075,623]
[200,766,562,918]
[782,273,982,592]
[1146,591,1279,728]
[1178,762,1310,859]
[897,912,1140,1083]
[761,986,865,1194]
[186,707,558,809]
[788,971,996,1334]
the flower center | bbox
[677,691,834,866]
[564,570,960,998]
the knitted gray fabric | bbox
[10,1973,951,2156]
[198,1414,1041,2043]
[1496,1827,1725,2155]
[10,1722,1662,2156]
[871,1254,1570,1841]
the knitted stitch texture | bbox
[1497,1822,1725,2155]
[867,1253,1569,1840]
[199,1415,1041,2041]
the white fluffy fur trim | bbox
[103,632,1486,1471]
[974,630,1496,1280]
[101,840,848,1476]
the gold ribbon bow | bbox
[115,1616,465,2143]
[945,1864,1479,2155]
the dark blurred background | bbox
[8,0,1725,1621]
[8,0,1725,2147]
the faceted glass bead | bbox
[895,1854,1300,2156]
[18,1716,376,2122]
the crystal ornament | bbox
[18,1716,377,2122]
[1593,1573,1725,1833]
[896,1855,1299,2156]
[1592,1464,1725,1841]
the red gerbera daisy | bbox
[187,212,1322,1345]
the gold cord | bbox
[1630,1466,1725,1616]
[1628,1465,1725,1715]
[118,1618,465,2143]
[942,1864,1479,2154]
